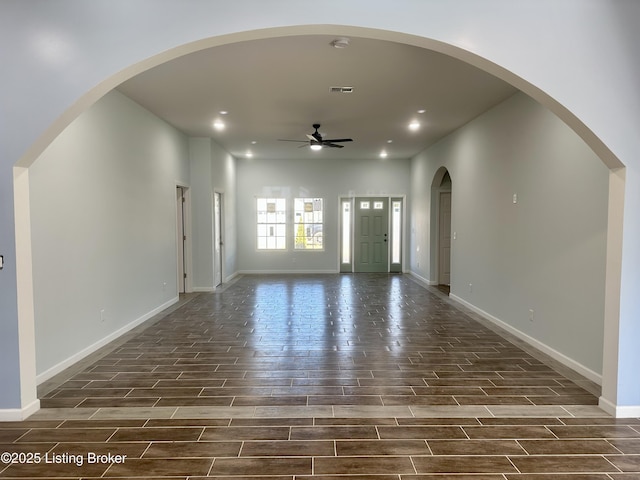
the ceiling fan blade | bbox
[278,139,308,143]
[323,142,344,148]
[323,138,352,143]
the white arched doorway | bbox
[3,8,632,418]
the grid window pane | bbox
[257,198,286,250]
[294,197,323,250]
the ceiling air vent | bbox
[330,86,354,94]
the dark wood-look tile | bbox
[109,427,203,442]
[0,459,109,477]
[478,417,563,426]
[336,439,429,456]
[510,455,617,473]
[402,476,505,480]
[240,440,334,456]
[314,456,416,474]
[0,442,57,453]
[155,396,233,406]
[377,426,466,440]
[17,428,116,443]
[201,426,290,441]
[51,441,150,458]
[504,475,613,480]
[290,426,378,440]
[232,395,308,406]
[144,441,242,458]
[463,425,556,439]
[298,476,398,480]
[609,439,640,454]
[549,425,640,439]
[25,275,633,479]
[606,455,640,472]
[208,457,312,476]
[519,439,621,454]
[428,439,526,455]
[412,455,518,473]
[105,458,213,477]
[0,429,29,442]
[397,418,481,426]
[78,397,160,408]
[382,395,458,406]
[528,395,599,405]
[230,418,312,427]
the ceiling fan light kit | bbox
[279,123,353,151]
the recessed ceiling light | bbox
[251,141,257,145]
[213,120,225,131]
[409,121,420,131]
[417,109,426,114]
[246,151,253,158]
[387,140,393,144]
[219,110,228,115]
[380,151,388,158]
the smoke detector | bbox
[330,37,350,49]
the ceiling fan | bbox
[279,124,353,150]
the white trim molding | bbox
[408,271,436,287]
[449,293,603,386]
[0,399,40,421]
[599,396,640,418]
[36,297,179,385]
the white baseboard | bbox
[192,287,215,292]
[599,396,640,418]
[0,399,40,421]
[224,271,239,282]
[36,296,179,385]
[449,293,602,386]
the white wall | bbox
[30,90,190,380]
[236,156,411,272]
[211,141,238,279]
[411,92,609,378]
[189,138,238,290]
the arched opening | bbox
[8,24,627,418]
[430,167,453,295]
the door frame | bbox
[176,184,193,294]
[339,195,405,273]
[430,167,452,287]
[213,190,224,288]
[438,190,452,285]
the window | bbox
[294,198,323,250]
[341,199,351,264]
[391,200,402,264]
[257,198,286,250]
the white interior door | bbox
[213,192,223,287]
[176,186,186,293]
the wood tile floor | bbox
[2,274,638,478]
